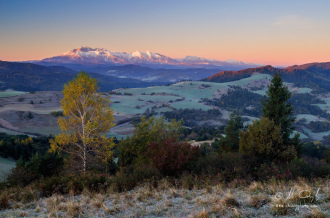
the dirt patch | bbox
[242,78,270,91]
[212,88,229,99]
[0,91,63,107]
[110,122,135,135]
[0,117,18,130]
[0,110,59,129]
[189,139,215,146]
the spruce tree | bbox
[262,73,295,145]
[219,112,244,151]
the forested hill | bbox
[202,62,330,92]
[0,61,161,92]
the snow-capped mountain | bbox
[37,46,258,68]
[41,47,177,65]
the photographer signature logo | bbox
[274,187,320,210]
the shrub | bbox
[219,112,243,152]
[114,164,161,192]
[0,192,10,210]
[193,152,222,176]
[220,195,240,208]
[323,148,330,164]
[50,111,64,117]
[147,138,201,176]
[118,116,183,166]
[239,117,297,162]
[38,174,112,197]
[7,152,63,187]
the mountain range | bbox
[202,63,330,92]
[32,46,259,69]
[0,61,164,92]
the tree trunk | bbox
[83,148,86,174]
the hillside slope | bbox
[202,62,330,92]
[0,61,162,92]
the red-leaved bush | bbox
[147,138,201,176]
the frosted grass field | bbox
[302,127,330,141]
[252,81,313,96]
[242,115,259,126]
[112,74,275,114]
[295,114,328,123]
[313,99,330,113]
[0,90,26,98]
[19,126,61,136]
[111,95,152,114]
[154,107,173,113]
[0,104,62,114]
[170,100,214,111]
[0,127,22,135]
[137,95,182,102]
[105,132,129,140]
[117,74,273,100]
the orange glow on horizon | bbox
[1,44,329,67]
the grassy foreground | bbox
[0,178,329,217]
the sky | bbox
[1,0,330,66]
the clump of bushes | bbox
[50,111,64,117]
[147,137,201,176]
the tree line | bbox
[1,72,330,195]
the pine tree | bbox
[239,117,297,162]
[219,112,244,151]
[262,73,295,145]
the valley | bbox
[0,72,329,144]
[2,2,330,217]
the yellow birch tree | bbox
[50,72,115,173]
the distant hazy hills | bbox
[0,61,162,92]
[72,64,223,83]
[2,59,330,93]
[202,63,330,92]
[31,46,259,70]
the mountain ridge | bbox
[31,46,259,69]
[0,61,164,92]
[202,62,330,92]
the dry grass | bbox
[248,193,271,208]
[0,178,329,217]
[220,194,240,208]
[168,188,181,198]
[325,186,330,202]
[231,208,243,218]
[18,211,28,217]
[91,194,105,210]
[34,204,41,213]
[0,192,10,210]
[247,181,264,193]
[66,200,82,217]
[304,208,328,218]
[209,204,225,215]
[194,208,209,218]
[270,198,292,216]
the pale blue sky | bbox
[1,0,330,65]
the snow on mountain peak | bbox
[132,51,142,58]
[43,46,255,67]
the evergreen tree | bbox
[219,112,244,151]
[262,73,295,145]
[239,117,296,162]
